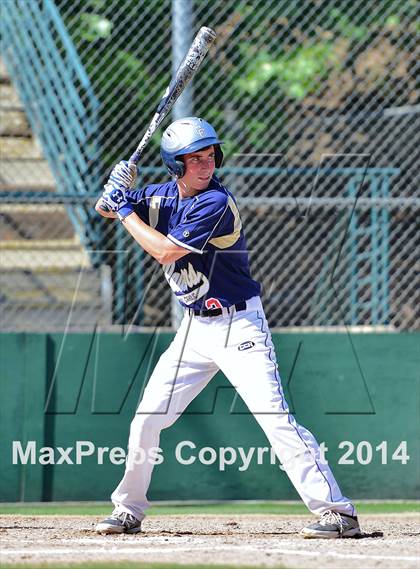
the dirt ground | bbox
[0,514,419,568]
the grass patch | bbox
[0,501,418,516]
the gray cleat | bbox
[301,510,361,538]
[95,509,142,534]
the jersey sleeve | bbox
[124,187,149,224]
[167,192,229,254]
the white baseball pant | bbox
[111,296,356,521]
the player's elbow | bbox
[156,240,189,264]
[155,251,172,265]
[155,251,182,265]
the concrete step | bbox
[0,135,44,159]
[0,109,31,136]
[0,184,57,192]
[0,158,56,186]
[0,205,76,241]
[0,266,108,331]
[0,83,23,109]
[0,57,56,186]
[0,58,10,83]
[0,246,90,269]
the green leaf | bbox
[79,14,113,41]
[386,15,400,27]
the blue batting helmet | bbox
[161,117,223,178]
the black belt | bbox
[189,300,247,318]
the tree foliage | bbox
[56,0,419,166]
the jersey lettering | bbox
[164,262,210,305]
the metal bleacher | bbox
[0,0,104,331]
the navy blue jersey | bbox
[126,176,261,310]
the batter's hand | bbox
[101,182,134,220]
[95,160,137,217]
[109,160,137,189]
[102,182,127,211]
[95,197,118,218]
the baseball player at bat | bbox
[94,117,361,539]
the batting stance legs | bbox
[111,296,356,522]
[111,314,218,521]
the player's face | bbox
[181,146,216,192]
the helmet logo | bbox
[195,127,205,137]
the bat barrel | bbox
[200,26,216,41]
[98,26,216,209]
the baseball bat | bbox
[99,26,216,212]
[129,26,216,164]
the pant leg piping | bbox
[256,310,335,503]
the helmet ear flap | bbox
[174,158,185,178]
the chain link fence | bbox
[1,0,418,331]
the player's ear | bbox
[176,158,186,178]
[173,155,187,179]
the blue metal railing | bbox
[347,171,397,325]
[0,165,401,326]
[1,0,101,253]
[306,168,400,326]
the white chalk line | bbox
[0,544,418,563]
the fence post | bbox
[170,0,194,328]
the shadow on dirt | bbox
[357,531,384,538]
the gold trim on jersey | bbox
[208,196,242,249]
[148,196,162,228]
